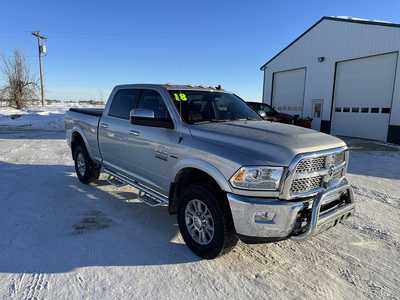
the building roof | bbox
[260,16,400,70]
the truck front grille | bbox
[295,156,326,173]
[287,149,347,198]
[290,176,322,194]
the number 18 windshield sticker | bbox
[173,93,188,101]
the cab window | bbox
[137,89,171,121]
[109,89,140,119]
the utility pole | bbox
[32,31,47,106]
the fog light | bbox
[254,211,275,223]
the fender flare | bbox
[168,159,234,215]
[172,159,233,193]
[70,127,93,159]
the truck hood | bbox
[188,120,346,166]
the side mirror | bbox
[129,108,174,129]
[258,110,267,118]
[129,108,155,124]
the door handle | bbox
[100,122,109,129]
[128,130,140,136]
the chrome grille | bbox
[287,149,347,198]
[295,156,326,173]
[290,176,322,194]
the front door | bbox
[311,99,323,131]
[126,89,180,194]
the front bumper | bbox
[227,182,355,240]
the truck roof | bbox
[113,83,226,92]
[163,84,225,92]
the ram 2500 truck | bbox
[65,84,355,259]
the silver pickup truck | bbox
[65,84,355,259]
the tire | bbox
[177,184,238,259]
[73,144,100,184]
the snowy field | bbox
[0,110,399,299]
[0,104,103,131]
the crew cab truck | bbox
[65,84,355,259]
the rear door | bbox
[98,88,141,174]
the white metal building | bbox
[261,16,400,144]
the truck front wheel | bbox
[177,184,238,259]
[73,144,100,184]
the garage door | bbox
[272,68,306,117]
[332,52,398,141]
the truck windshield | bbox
[168,90,261,124]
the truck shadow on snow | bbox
[0,161,199,274]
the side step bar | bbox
[106,175,126,187]
[103,168,168,207]
[138,191,165,207]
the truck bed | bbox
[69,108,104,117]
[65,108,103,161]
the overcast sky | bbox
[1,0,400,102]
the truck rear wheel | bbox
[177,184,238,259]
[73,144,100,184]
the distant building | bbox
[261,16,400,144]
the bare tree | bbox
[1,50,37,109]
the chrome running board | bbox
[106,175,126,187]
[103,168,168,207]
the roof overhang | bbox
[260,16,400,71]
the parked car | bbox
[247,101,314,128]
[294,116,313,129]
[247,101,294,124]
[65,84,355,259]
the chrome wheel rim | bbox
[185,199,214,245]
[76,152,86,176]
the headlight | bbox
[230,166,284,191]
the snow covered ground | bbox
[0,129,399,299]
[0,103,103,131]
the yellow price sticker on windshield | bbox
[173,93,188,101]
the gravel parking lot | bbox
[0,131,399,299]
